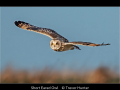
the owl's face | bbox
[50,40,61,50]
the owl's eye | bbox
[51,43,53,45]
[56,42,59,45]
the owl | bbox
[14,21,110,52]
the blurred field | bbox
[0,66,119,83]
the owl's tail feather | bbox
[74,45,81,50]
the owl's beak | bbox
[54,45,56,47]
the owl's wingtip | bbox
[14,21,19,26]
[101,42,110,46]
[14,21,26,27]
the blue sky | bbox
[1,7,119,72]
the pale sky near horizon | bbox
[1,7,119,72]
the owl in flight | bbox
[14,21,110,52]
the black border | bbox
[0,83,120,90]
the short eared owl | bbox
[14,21,110,52]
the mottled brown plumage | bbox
[14,21,110,52]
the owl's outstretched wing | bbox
[14,21,69,42]
[64,41,110,46]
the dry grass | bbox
[0,66,119,83]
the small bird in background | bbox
[14,21,110,52]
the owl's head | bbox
[50,39,61,51]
